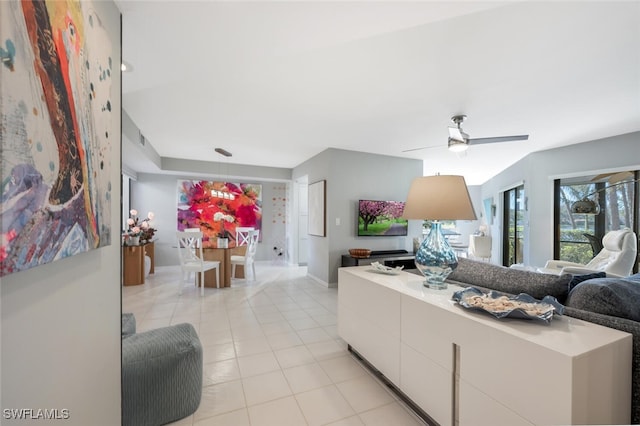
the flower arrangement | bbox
[214,212,234,239]
[124,209,156,244]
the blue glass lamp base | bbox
[414,222,458,290]
[424,277,448,290]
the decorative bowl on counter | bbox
[451,287,565,324]
[349,248,372,258]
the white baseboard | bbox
[307,273,335,288]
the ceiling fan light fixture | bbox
[448,138,468,152]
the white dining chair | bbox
[469,235,492,262]
[176,231,220,295]
[183,227,201,255]
[235,227,255,246]
[231,230,259,280]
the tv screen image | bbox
[358,200,408,236]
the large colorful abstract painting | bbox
[177,180,262,248]
[1,1,114,276]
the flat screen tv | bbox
[358,200,408,236]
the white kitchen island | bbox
[337,266,632,426]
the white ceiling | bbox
[118,1,640,185]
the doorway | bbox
[503,184,525,266]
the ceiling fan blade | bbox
[592,173,616,182]
[448,127,465,142]
[402,145,442,153]
[468,135,529,145]
[591,172,633,183]
[607,171,634,184]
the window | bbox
[554,171,638,272]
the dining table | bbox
[197,246,246,288]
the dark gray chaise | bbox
[448,257,640,424]
[121,313,203,426]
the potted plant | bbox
[124,210,156,246]
[214,212,234,248]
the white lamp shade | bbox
[402,175,477,221]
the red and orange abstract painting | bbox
[177,180,262,248]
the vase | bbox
[414,221,458,289]
[144,255,151,276]
[217,237,229,248]
[129,236,140,246]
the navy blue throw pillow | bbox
[566,277,640,322]
[568,272,607,292]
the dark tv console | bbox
[341,249,415,270]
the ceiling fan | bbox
[404,114,529,153]
[591,170,634,184]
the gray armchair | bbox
[122,314,202,426]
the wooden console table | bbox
[338,266,632,425]
[122,242,155,286]
[199,246,246,288]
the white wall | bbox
[457,185,484,244]
[293,148,424,285]
[292,150,330,283]
[481,132,640,267]
[0,1,122,424]
[131,173,291,265]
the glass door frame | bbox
[502,184,525,267]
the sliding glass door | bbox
[503,184,525,267]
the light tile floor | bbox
[123,262,425,426]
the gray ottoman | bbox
[122,318,202,426]
[122,313,136,337]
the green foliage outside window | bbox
[559,243,593,264]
